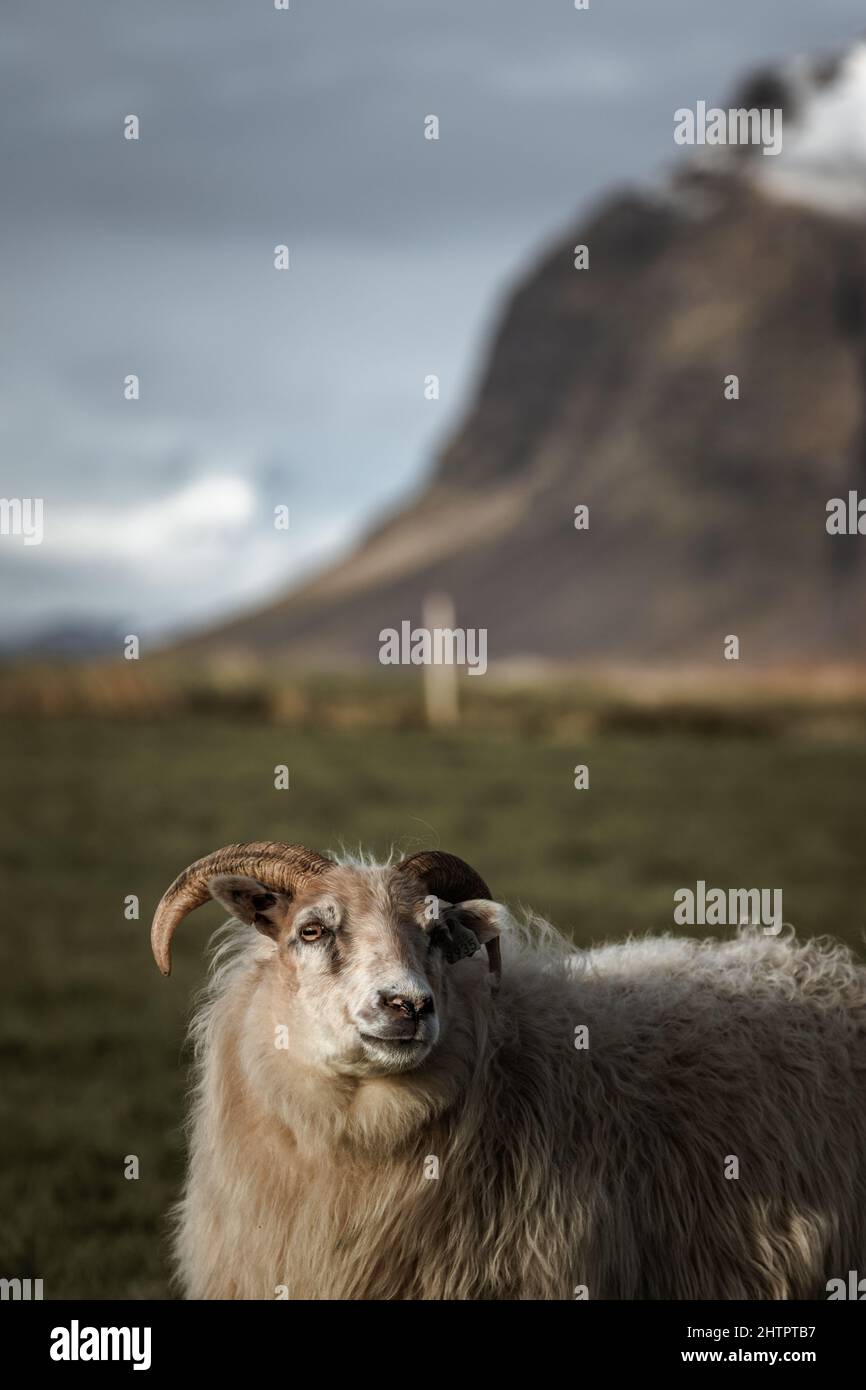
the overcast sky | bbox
[2,0,863,644]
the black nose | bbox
[379,990,434,1020]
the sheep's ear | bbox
[432,898,509,964]
[452,899,509,947]
[207,873,292,940]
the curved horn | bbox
[396,850,501,979]
[151,842,332,976]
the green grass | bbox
[1,716,864,1298]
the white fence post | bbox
[422,592,459,727]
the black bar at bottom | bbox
[2,1297,860,1374]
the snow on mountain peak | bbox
[755,40,866,216]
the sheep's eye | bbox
[299,922,325,943]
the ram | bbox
[151,841,866,1300]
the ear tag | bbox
[439,909,482,964]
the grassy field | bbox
[1,715,864,1298]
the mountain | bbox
[187,42,866,668]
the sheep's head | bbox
[150,843,504,1076]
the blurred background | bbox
[3,0,866,1298]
